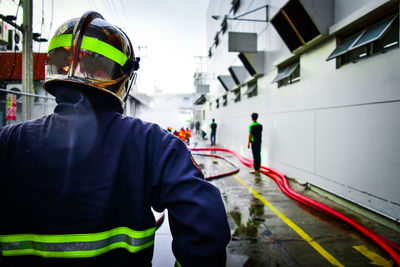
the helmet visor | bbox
[46,34,127,85]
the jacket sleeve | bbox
[150,135,231,267]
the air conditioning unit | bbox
[7,30,21,51]
[6,83,23,100]
[0,21,10,44]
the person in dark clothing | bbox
[210,119,217,146]
[0,11,230,267]
[248,113,263,173]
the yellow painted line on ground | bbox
[353,245,393,267]
[219,161,345,267]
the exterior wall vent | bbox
[217,75,236,91]
[196,84,210,94]
[221,16,228,34]
[237,51,265,76]
[231,0,240,14]
[228,66,250,85]
[271,0,333,52]
[228,32,257,53]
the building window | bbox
[245,80,257,98]
[271,0,321,52]
[222,94,227,106]
[233,87,241,102]
[221,16,228,34]
[231,0,240,14]
[216,98,220,109]
[272,61,300,88]
[327,14,398,67]
[214,33,219,47]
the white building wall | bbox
[204,0,400,220]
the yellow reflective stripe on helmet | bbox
[0,226,155,258]
[80,35,128,67]
[48,34,73,52]
[47,34,128,67]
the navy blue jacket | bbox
[0,85,230,266]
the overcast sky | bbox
[28,0,209,94]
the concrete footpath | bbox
[190,134,399,267]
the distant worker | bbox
[248,113,263,173]
[167,126,172,132]
[210,118,217,146]
[0,11,230,266]
[178,127,185,141]
[173,130,179,136]
[185,127,191,145]
[195,121,200,134]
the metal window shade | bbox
[223,94,227,106]
[244,83,257,95]
[326,32,362,61]
[221,16,228,33]
[271,62,299,83]
[217,75,236,91]
[231,0,240,14]
[228,66,249,85]
[238,52,265,76]
[351,15,397,50]
[214,33,219,46]
[271,12,303,52]
[271,67,288,83]
[194,94,206,105]
[283,0,320,43]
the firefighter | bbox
[185,127,191,145]
[178,127,186,141]
[0,11,230,266]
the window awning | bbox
[194,94,206,105]
[326,33,361,61]
[244,83,257,95]
[271,62,299,83]
[238,51,265,76]
[228,66,249,85]
[326,15,397,61]
[217,75,236,91]
[352,15,397,49]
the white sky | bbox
[28,0,209,94]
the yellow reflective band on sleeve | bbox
[0,226,155,258]
[47,34,128,67]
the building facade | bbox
[203,0,400,221]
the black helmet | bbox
[43,11,139,107]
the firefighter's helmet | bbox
[43,11,139,107]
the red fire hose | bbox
[191,153,240,180]
[190,147,400,266]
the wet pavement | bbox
[189,135,399,267]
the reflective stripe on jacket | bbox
[0,226,155,258]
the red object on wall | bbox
[0,52,47,80]
[6,94,17,121]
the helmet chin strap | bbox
[123,72,137,104]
